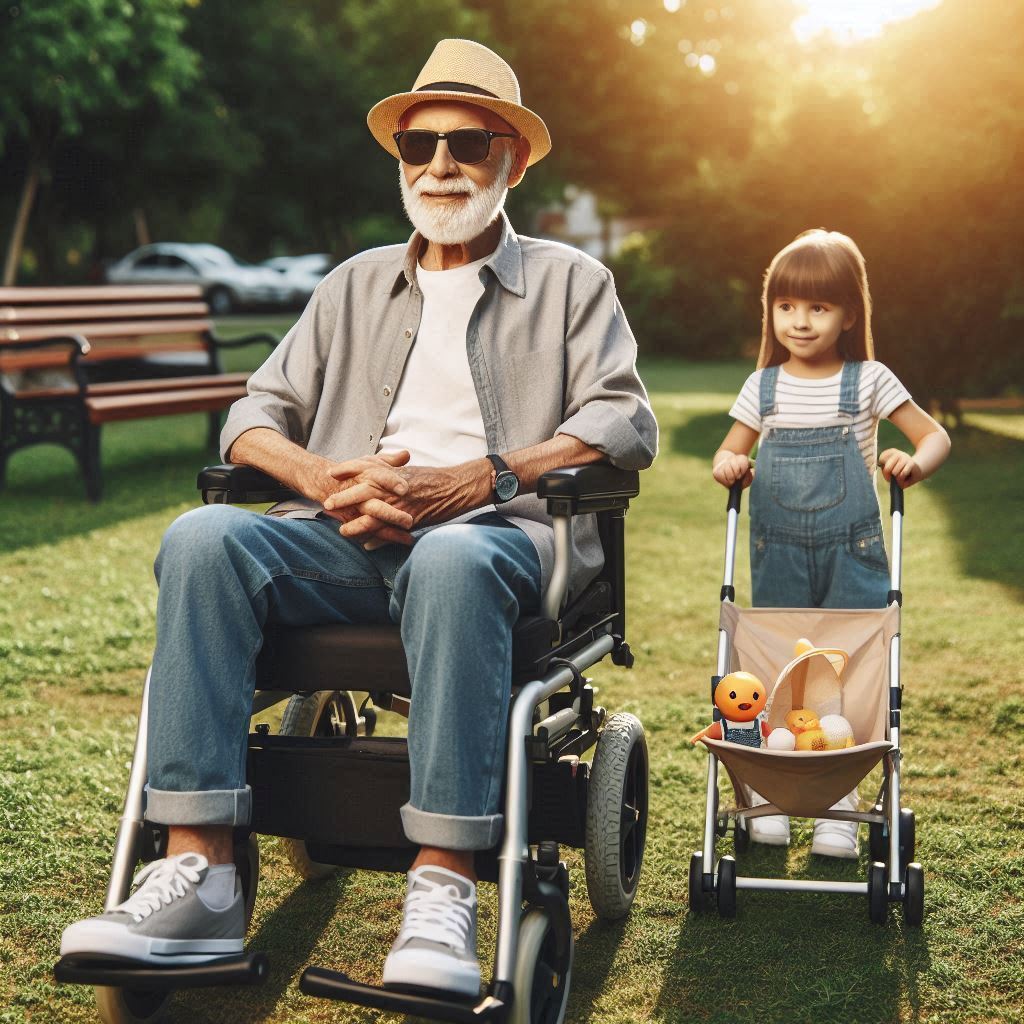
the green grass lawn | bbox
[1,351,1022,1023]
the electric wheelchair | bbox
[55,461,650,1024]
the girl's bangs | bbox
[768,244,854,306]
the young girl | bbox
[712,229,950,856]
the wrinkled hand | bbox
[879,448,923,488]
[320,451,416,547]
[712,452,753,489]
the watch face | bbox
[495,471,519,502]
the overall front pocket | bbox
[770,454,846,513]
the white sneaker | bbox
[812,792,860,859]
[748,814,790,846]
[382,865,480,998]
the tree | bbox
[0,0,199,283]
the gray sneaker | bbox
[60,853,244,964]
[382,865,480,998]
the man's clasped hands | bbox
[320,451,490,550]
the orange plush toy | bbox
[691,671,773,749]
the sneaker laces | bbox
[116,854,206,924]
[399,876,473,952]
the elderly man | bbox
[62,39,657,996]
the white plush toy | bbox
[766,727,797,751]
[819,714,855,750]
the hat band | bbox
[415,81,499,99]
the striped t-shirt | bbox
[729,361,911,477]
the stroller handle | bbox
[719,463,906,603]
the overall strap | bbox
[838,360,862,418]
[759,365,780,418]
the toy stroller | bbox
[689,477,924,926]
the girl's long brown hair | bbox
[756,229,874,369]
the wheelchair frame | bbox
[55,461,649,1024]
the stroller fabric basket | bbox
[703,602,899,817]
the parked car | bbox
[105,243,292,315]
[261,253,334,306]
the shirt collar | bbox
[397,210,526,298]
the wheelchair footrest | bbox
[54,951,269,990]
[299,966,505,1023]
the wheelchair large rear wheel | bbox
[279,690,358,879]
[584,712,648,920]
[510,908,574,1024]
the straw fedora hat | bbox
[367,39,551,167]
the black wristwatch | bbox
[486,453,520,504]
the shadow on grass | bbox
[651,863,933,1024]
[670,412,1024,599]
[173,870,351,1022]
[0,434,214,554]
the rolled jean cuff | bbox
[401,803,503,851]
[144,785,252,827]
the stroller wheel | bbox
[899,809,916,871]
[733,817,750,854]
[688,852,709,914]
[716,856,737,919]
[903,863,925,926]
[867,861,888,925]
[868,815,886,863]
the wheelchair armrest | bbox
[537,463,640,516]
[198,464,300,505]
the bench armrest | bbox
[537,463,640,516]
[0,333,91,393]
[198,464,299,504]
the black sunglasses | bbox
[393,128,518,166]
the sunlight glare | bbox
[792,0,943,45]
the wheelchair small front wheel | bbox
[95,985,169,1024]
[279,690,357,879]
[510,908,574,1024]
[584,712,648,921]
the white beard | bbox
[399,149,513,245]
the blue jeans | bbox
[145,504,542,851]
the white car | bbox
[261,253,334,307]
[106,243,292,315]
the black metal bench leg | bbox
[81,423,103,503]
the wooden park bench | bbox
[0,285,278,500]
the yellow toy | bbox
[786,709,828,751]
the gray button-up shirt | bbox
[222,212,658,596]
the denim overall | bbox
[749,361,890,609]
[721,714,767,748]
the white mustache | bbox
[413,176,476,196]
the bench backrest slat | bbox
[0,285,203,303]
[1,319,212,344]
[0,302,210,324]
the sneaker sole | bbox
[382,948,480,998]
[61,920,244,964]
[810,840,859,859]
[749,833,790,847]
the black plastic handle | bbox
[889,474,904,516]
[727,481,743,514]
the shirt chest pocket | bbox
[770,454,846,513]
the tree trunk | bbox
[133,207,151,247]
[3,156,42,286]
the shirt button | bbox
[404,328,413,339]
[383,386,392,397]
[369,434,374,442]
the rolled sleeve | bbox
[220,285,339,461]
[555,267,658,470]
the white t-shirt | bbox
[729,361,911,477]
[377,253,496,521]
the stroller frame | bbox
[691,477,924,925]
